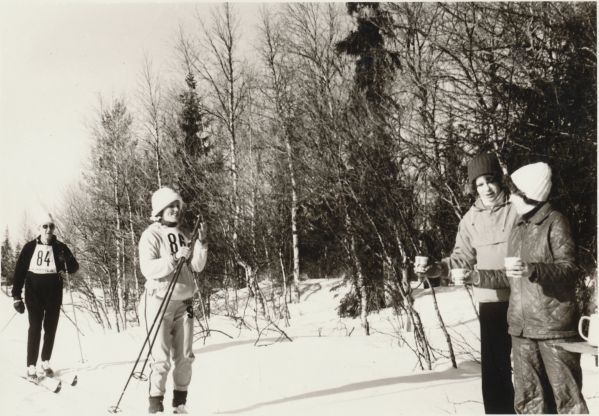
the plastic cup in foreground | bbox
[451,268,468,285]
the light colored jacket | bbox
[139,222,208,300]
[442,193,519,302]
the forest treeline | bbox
[2,2,596,368]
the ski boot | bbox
[173,405,189,414]
[148,395,164,414]
[26,365,39,383]
[42,360,54,378]
[173,390,188,414]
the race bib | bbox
[161,228,188,255]
[28,245,57,274]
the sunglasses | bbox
[42,224,55,230]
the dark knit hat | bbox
[468,153,503,183]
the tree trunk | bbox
[125,186,139,299]
[345,210,369,335]
[155,143,162,188]
[285,134,301,304]
[241,261,268,320]
[279,246,290,325]
[97,267,112,330]
[122,242,127,330]
[114,165,124,331]
[426,278,457,368]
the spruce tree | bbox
[1,227,14,292]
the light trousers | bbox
[141,291,195,397]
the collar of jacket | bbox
[517,201,553,226]
[36,235,57,245]
[472,191,509,213]
[150,222,179,231]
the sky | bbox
[0,0,263,247]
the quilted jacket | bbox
[477,202,579,339]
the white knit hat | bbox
[151,187,183,221]
[37,212,55,227]
[510,162,552,202]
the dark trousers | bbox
[480,302,516,414]
[26,299,61,367]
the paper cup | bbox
[414,256,428,272]
[504,257,521,270]
[579,314,599,347]
[451,268,468,285]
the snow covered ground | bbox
[1,279,596,415]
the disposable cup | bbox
[504,257,521,271]
[451,268,468,285]
[579,314,598,347]
[415,256,428,272]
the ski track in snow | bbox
[0,279,596,415]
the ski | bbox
[51,372,78,386]
[19,374,62,393]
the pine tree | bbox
[335,2,401,333]
[1,227,15,293]
[179,72,209,159]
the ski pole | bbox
[108,247,183,414]
[108,263,179,412]
[130,254,184,381]
[108,214,203,414]
[1,311,18,334]
[63,260,85,363]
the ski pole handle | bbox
[185,213,204,266]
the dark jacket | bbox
[477,202,579,339]
[12,235,79,305]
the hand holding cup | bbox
[451,269,468,285]
[414,256,429,274]
[452,269,479,285]
[505,257,533,279]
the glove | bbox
[59,250,72,263]
[416,262,444,278]
[14,299,25,314]
[197,222,207,244]
[174,246,192,261]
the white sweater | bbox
[139,222,208,300]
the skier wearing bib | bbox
[139,187,208,414]
[12,212,79,382]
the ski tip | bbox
[72,375,78,386]
[55,382,62,393]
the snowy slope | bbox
[0,280,596,415]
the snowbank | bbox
[0,279,596,415]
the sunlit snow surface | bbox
[1,279,596,415]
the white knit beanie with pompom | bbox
[510,162,552,202]
[151,187,183,221]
